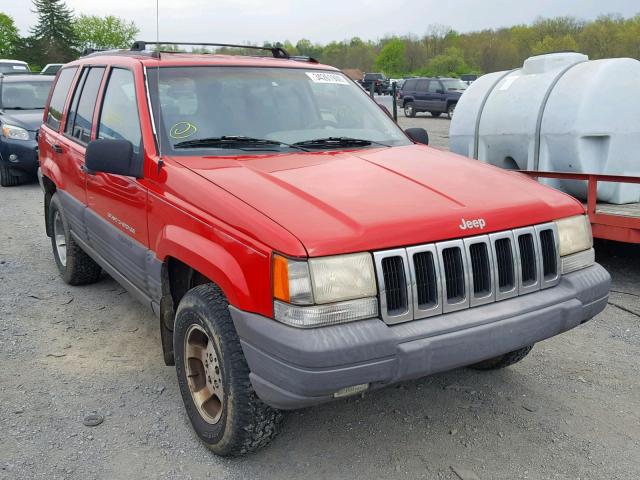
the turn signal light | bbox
[272,254,290,302]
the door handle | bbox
[52,144,64,154]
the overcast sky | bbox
[4,0,640,44]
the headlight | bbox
[272,252,378,327]
[1,124,30,141]
[554,215,594,274]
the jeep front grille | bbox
[381,256,409,316]
[373,222,560,324]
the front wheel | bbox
[469,345,533,370]
[174,283,282,456]
[404,103,416,118]
[430,112,442,118]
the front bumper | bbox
[230,263,610,410]
[0,137,39,175]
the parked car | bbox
[388,78,405,92]
[0,59,31,74]
[361,72,390,95]
[40,63,64,75]
[398,77,468,118]
[0,73,53,186]
[38,42,610,456]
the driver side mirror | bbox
[436,89,445,94]
[404,128,429,145]
[85,139,141,178]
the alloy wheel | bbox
[184,324,224,424]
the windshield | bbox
[148,67,410,155]
[441,79,467,91]
[0,63,30,74]
[1,80,52,109]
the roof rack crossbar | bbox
[130,41,290,59]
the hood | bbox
[0,110,44,132]
[175,145,583,256]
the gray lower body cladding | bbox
[55,189,162,313]
[230,263,610,410]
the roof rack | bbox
[289,55,319,64]
[81,47,110,56]
[130,41,290,59]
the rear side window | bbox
[97,69,142,153]
[415,79,429,92]
[65,67,105,144]
[46,67,77,131]
[427,81,440,93]
[403,79,417,91]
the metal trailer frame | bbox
[520,171,640,244]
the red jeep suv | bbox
[38,42,610,456]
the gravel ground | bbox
[1,120,639,479]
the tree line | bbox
[281,14,640,77]
[1,2,639,77]
[0,0,138,70]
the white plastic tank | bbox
[450,52,640,204]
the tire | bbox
[0,165,20,187]
[447,103,456,119]
[430,112,442,118]
[404,102,416,118]
[174,283,283,456]
[48,194,102,285]
[469,345,534,371]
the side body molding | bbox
[56,189,163,313]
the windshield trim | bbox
[146,65,410,157]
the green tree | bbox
[30,0,78,63]
[73,15,138,50]
[422,47,469,76]
[578,14,625,58]
[322,41,349,68]
[531,34,577,55]
[617,14,640,59]
[374,38,406,76]
[295,38,323,60]
[0,12,20,56]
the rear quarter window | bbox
[46,67,78,131]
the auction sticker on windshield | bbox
[306,72,349,85]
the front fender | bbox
[154,225,270,314]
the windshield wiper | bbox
[173,136,309,152]
[292,137,390,149]
[2,107,44,110]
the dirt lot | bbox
[1,117,639,479]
